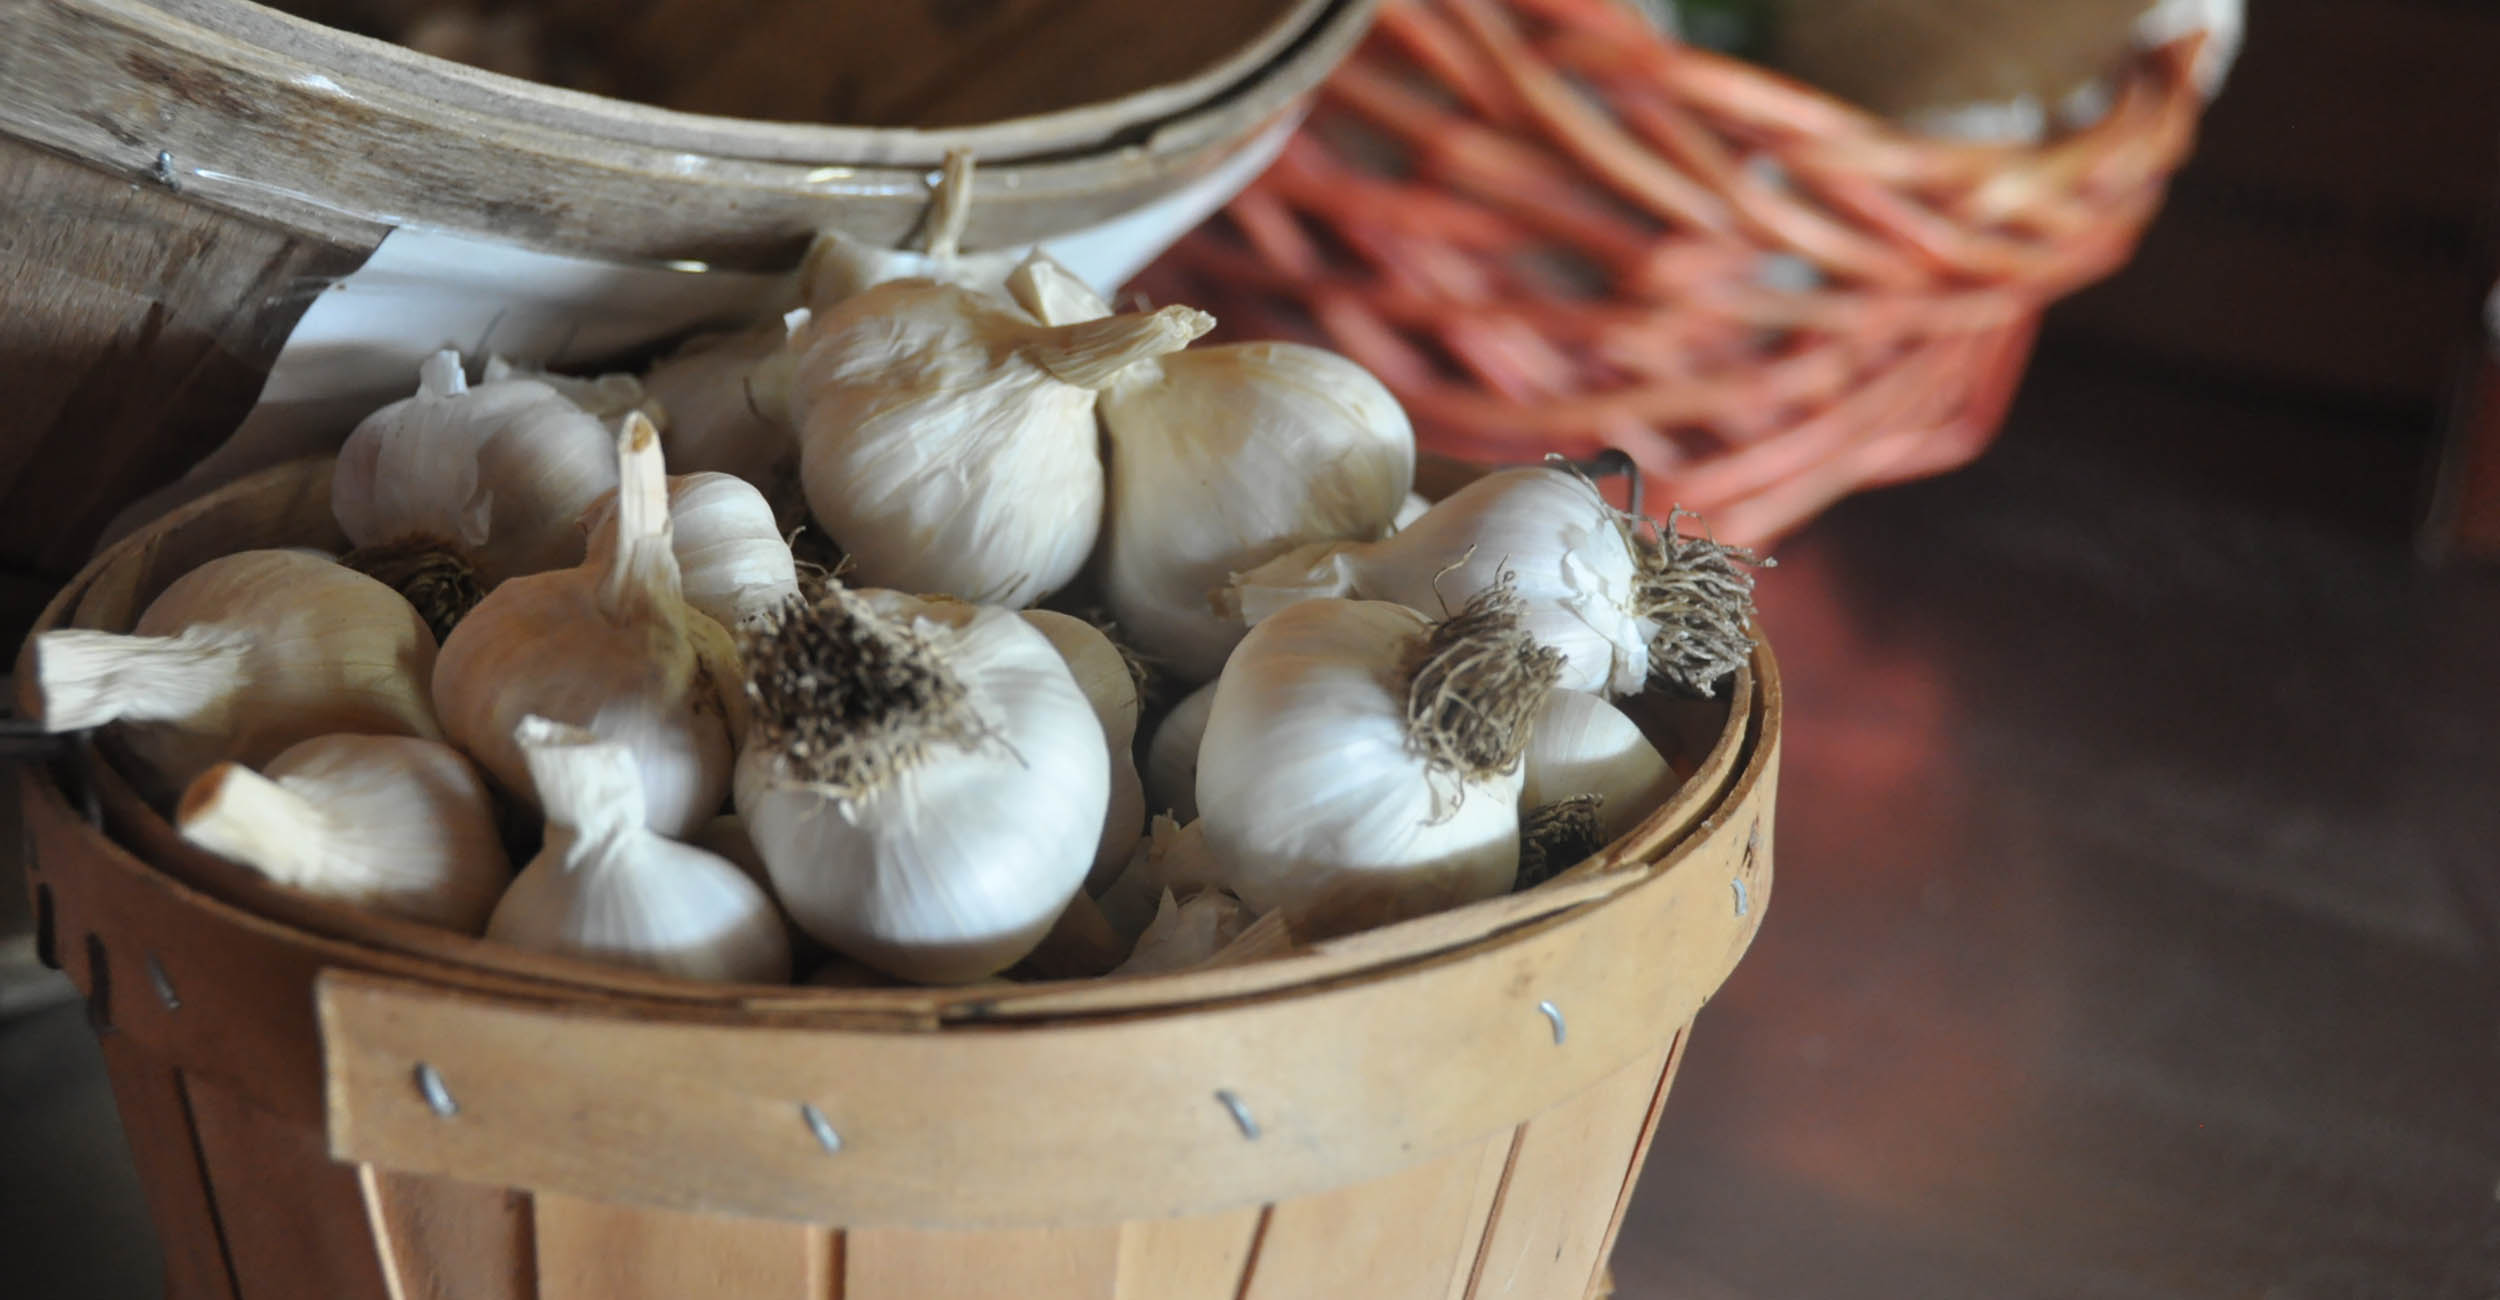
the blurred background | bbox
[4,0,2498,1296]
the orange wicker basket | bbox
[1138,0,2212,544]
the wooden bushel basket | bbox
[14,458,1779,1300]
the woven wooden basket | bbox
[16,456,1778,1300]
[1138,0,2210,544]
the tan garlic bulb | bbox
[26,549,441,793]
[1020,610,1146,889]
[1142,680,1216,824]
[433,413,739,837]
[176,735,510,932]
[487,717,789,984]
[482,355,655,424]
[332,351,620,634]
[583,471,800,629]
[787,280,1210,607]
[639,318,809,528]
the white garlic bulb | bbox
[1521,690,1679,844]
[28,549,441,792]
[734,585,1108,984]
[788,280,1210,606]
[1142,680,1216,823]
[488,717,789,984]
[1196,590,1563,937]
[1110,888,1257,976]
[333,350,620,599]
[639,318,809,528]
[583,471,799,629]
[1019,610,1147,888]
[434,414,739,837]
[482,355,655,424]
[1227,467,1762,698]
[176,735,510,932]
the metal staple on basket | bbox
[1138,0,2212,545]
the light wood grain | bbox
[1113,1206,1265,1300]
[535,1194,832,1300]
[1241,1129,1516,1300]
[92,1039,239,1300]
[185,1070,395,1300]
[845,1224,1122,1300]
[1460,1043,1675,1299]
[361,1168,536,1300]
[1580,1028,1691,1298]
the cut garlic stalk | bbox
[1196,585,1563,937]
[487,717,789,984]
[800,150,1023,307]
[1227,466,1762,697]
[734,585,1108,984]
[1521,690,1679,843]
[176,735,510,932]
[1142,680,1216,823]
[27,549,441,793]
[788,280,1210,607]
[434,413,739,837]
[584,471,800,629]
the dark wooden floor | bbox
[3,346,2496,1298]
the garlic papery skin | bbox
[1096,814,1233,941]
[733,586,1108,984]
[488,717,789,984]
[1110,888,1257,976]
[1520,690,1679,844]
[1020,610,1147,888]
[1391,492,1431,533]
[639,321,808,528]
[788,281,1211,606]
[1195,590,1563,937]
[28,549,442,792]
[482,355,654,424]
[585,471,799,629]
[1227,467,1744,697]
[176,735,511,932]
[334,350,621,594]
[435,414,738,838]
[1092,335,1415,683]
[1142,680,1216,823]
[1004,249,1112,327]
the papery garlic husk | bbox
[176,735,510,931]
[584,471,800,629]
[483,355,656,425]
[333,350,621,620]
[1109,887,1256,976]
[1227,466,1764,697]
[488,717,789,983]
[639,318,809,529]
[1142,680,1215,823]
[1391,491,1431,533]
[1520,690,1679,843]
[434,413,739,837]
[27,549,442,793]
[1196,586,1564,937]
[1095,813,1231,941]
[788,280,1211,606]
[1003,248,1112,327]
[733,584,1109,984]
[1019,609,1147,889]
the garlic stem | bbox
[597,413,680,625]
[175,763,331,889]
[29,626,246,734]
[1026,306,1215,390]
[922,148,975,261]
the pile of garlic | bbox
[26,214,1761,987]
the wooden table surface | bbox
[4,345,2496,1297]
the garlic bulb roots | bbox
[176,735,510,932]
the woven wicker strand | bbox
[1138,0,2208,544]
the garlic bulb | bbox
[1227,467,1762,697]
[488,717,789,983]
[434,413,739,837]
[639,318,808,528]
[1110,888,1257,976]
[1020,610,1147,888]
[482,355,654,424]
[1196,587,1563,936]
[28,549,440,792]
[584,471,799,628]
[1097,814,1234,941]
[788,280,1211,606]
[1521,690,1679,843]
[176,735,510,932]
[332,351,620,631]
[734,585,1108,983]
[1142,680,1216,823]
